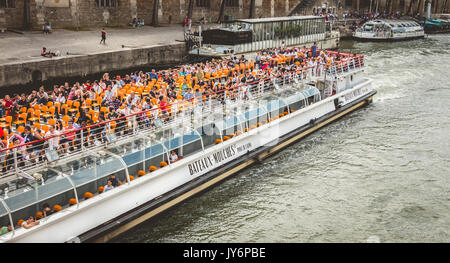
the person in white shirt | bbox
[142,97,151,110]
[126,92,140,107]
[103,179,114,193]
[151,104,159,119]
[104,86,114,102]
[170,150,179,163]
[56,92,66,104]
[45,125,60,151]
[120,106,131,116]
[88,89,96,100]
[92,82,101,95]
[21,216,40,229]
[111,83,119,96]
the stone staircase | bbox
[289,0,316,16]
[0,9,6,32]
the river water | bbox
[112,35,450,243]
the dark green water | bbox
[112,35,450,243]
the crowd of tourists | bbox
[0,43,352,173]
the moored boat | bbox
[422,17,450,34]
[353,19,425,41]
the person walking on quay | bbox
[100,28,107,45]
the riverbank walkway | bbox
[0,25,186,66]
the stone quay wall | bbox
[0,43,187,89]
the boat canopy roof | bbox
[235,15,322,24]
[363,19,421,28]
[214,85,319,131]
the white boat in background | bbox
[0,51,376,243]
[353,19,425,41]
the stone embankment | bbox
[0,26,187,89]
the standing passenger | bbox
[100,28,106,45]
[311,42,318,58]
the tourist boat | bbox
[0,51,376,243]
[187,16,340,57]
[353,19,425,41]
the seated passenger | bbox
[0,135,6,172]
[10,134,27,167]
[170,150,179,163]
[108,174,120,187]
[103,179,114,193]
[61,118,76,154]
[21,216,40,229]
[42,203,53,217]
[41,47,60,58]
[0,224,12,236]
[45,125,60,151]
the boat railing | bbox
[0,52,364,180]
[324,53,365,76]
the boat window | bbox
[301,86,320,104]
[152,126,177,143]
[2,179,38,213]
[266,99,286,112]
[59,154,117,186]
[35,169,73,201]
[144,142,167,170]
[181,131,202,156]
[0,201,7,218]
[0,202,8,227]
[144,143,165,158]
[285,92,306,107]
[198,123,221,149]
[0,167,76,225]
[364,25,373,31]
[250,106,269,124]
[218,116,240,130]
[288,94,306,111]
[244,107,266,120]
[183,131,201,145]
[301,86,320,98]
[108,137,145,156]
[164,137,182,151]
[264,99,286,118]
[219,116,240,134]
